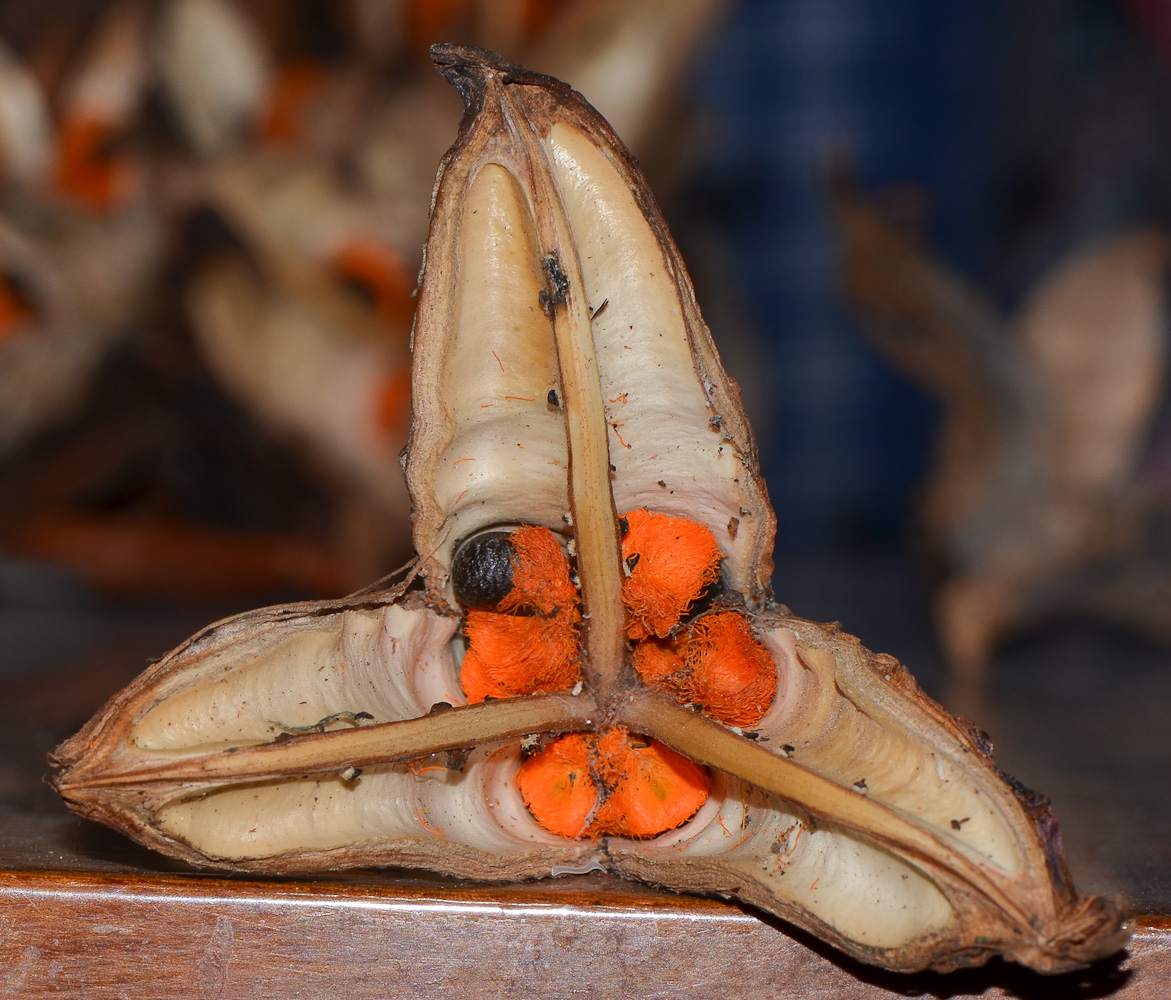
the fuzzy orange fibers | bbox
[459,525,581,702]
[620,509,721,640]
[632,612,777,727]
[620,509,777,726]
[679,611,777,726]
[516,727,710,839]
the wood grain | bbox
[0,868,1161,999]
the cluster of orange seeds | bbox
[454,510,776,839]
[622,510,777,727]
[514,726,711,839]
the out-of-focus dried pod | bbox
[153,0,272,156]
[833,169,1171,672]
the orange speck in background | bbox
[405,0,472,52]
[0,270,34,341]
[331,237,416,333]
[372,368,411,438]
[516,727,710,840]
[53,113,135,212]
[459,525,581,702]
[258,61,328,149]
[621,508,721,640]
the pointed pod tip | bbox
[428,44,581,116]
[429,43,493,113]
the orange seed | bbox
[459,611,580,703]
[501,524,579,618]
[620,508,721,640]
[631,637,684,687]
[680,611,777,726]
[515,733,597,838]
[516,728,711,840]
[458,525,581,702]
[590,727,711,838]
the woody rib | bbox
[441,51,628,703]
[620,692,1034,929]
[55,693,597,794]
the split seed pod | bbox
[52,46,1126,974]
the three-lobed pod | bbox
[51,46,1127,975]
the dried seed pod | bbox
[52,46,1126,975]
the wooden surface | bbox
[2,556,1170,998]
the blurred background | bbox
[0,0,1169,914]
[0,0,1168,676]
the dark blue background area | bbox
[679,0,1169,555]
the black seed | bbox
[547,388,560,407]
[451,531,516,610]
[625,553,640,572]
[618,516,629,537]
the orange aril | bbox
[679,611,777,727]
[501,524,579,618]
[514,733,596,838]
[458,525,581,702]
[631,637,683,687]
[589,728,711,838]
[460,610,580,703]
[620,508,721,640]
[515,727,710,840]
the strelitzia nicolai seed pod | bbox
[52,45,1126,975]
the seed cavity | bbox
[457,525,582,703]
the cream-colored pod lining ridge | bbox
[132,606,463,751]
[611,774,954,951]
[752,628,1022,874]
[429,163,571,571]
[546,123,768,592]
[156,747,580,861]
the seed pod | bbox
[51,45,1126,975]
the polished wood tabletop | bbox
[1,557,1168,998]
